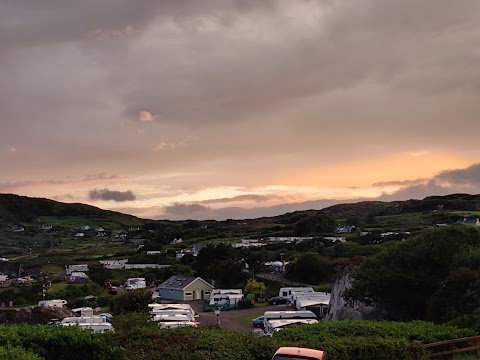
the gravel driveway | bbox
[188,300,286,333]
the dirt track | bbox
[188,300,286,333]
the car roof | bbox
[273,347,325,359]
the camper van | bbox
[263,310,317,330]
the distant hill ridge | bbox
[1,192,480,226]
[0,193,142,225]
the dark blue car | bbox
[252,316,264,328]
[268,296,289,305]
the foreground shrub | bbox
[113,326,277,360]
[0,325,125,360]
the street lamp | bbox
[214,306,221,326]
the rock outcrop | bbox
[325,272,388,321]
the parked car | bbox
[268,296,288,305]
[272,347,325,360]
[252,316,264,328]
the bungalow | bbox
[158,275,214,301]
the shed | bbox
[158,275,214,301]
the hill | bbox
[0,193,146,230]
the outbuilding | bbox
[157,275,214,301]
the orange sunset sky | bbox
[2,1,480,220]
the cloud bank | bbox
[88,188,136,202]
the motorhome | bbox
[265,318,318,334]
[263,310,317,330]
[38,299,67,308]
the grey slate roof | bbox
[158,275,212,290]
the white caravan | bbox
[148,303,197,317]
[150,310,197,323]
[278,287,315,300]
[265,319,318,335]
[263,310,317,330]
[158,321,198,329]
[209,289,244,308]
[61,316,107,325]
[61,322,114,332]
[38,299,67,308]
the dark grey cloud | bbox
[435,163,480,186]
[163,203,211,218]
[88,188,136,202]
[379,163,480,201]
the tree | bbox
[244,279,266,299]
[287,253,333,285]
[109,289,151,315]
[347,226,480,321]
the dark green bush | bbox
[0,325,125,360]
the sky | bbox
[2,0,480,220]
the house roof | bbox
[158,275,214,291]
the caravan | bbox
[208,289,244,309]
[278,287,315,300]
[263,310,317,333]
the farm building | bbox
[157,275,214,301]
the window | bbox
[185,292,192,296]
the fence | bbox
[423,335,480,358]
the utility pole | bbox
[280,253,285,286]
